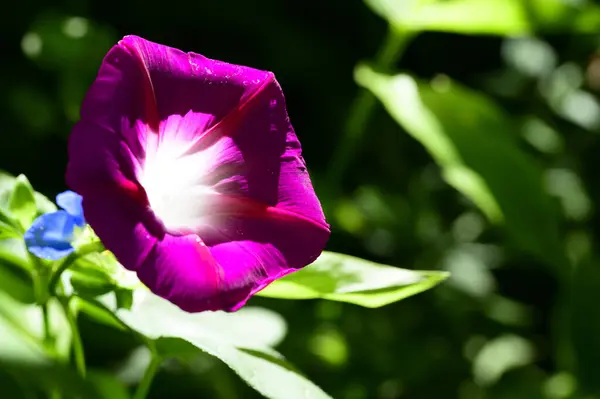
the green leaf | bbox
[0,171,56,219]
[70,270,115,297]
[114,291,330,399]
[72,296,128,331]
[0,292,72,359]
[0,171,16,209]
[526,0,600,33]
[34,192,58,215]
[356,67,566,271]
[117,293,288,352]
[0,260,34,304]
[65,251,143,303]
[0,239,34,272]
[115,289,134,310]
[8,175,37,231]
[0,220,20,240]
[69,256,117,298]
[0,291,116,398]
[0,208,21,232]
[86,372,131,399]
[257,251,448,307]
[364,0,600,35]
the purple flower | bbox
[65,36,330,312]
[24,191,85,260]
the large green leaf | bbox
[365,0,600,35]
[113,291,331,399]
[257,251,448,307]
[356,66,566,270]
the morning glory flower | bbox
[24,191,85,260]
[65,36,330,312]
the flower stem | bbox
[32,262,61,399]
[133,351,161,399]
[326,27,414,186]
[42,302,52,345]
[62,298,86,377]
[48,241,105,296]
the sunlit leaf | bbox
[0,292,71,359]
[527,0,600,33]
[366,0,529,35]
[0,170,56,222]
[68,254,119,298]
[0,291,114,398]
[8,175,37,230]
[0,239,33,272]
[356,67,566,270]
[0,220,20,240]
[65,251,142,303]
[257,251,448,307]
[114,291,330,399]
[72,296,127,331]
[365,0,600,35]
[34,192,57,215]
[70,268,116,298]
[117,292,287,352]
[0,171,16,209]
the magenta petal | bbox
[67,35,330,313]
[119,35,270,142]
[82,192,158,272]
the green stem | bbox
[62,298,86,377]
[31,255,50,305]
[326,27,415,187]
[42,302,52,345]
[48,241,105,296]
[32,262,60,399]
[133,351,161,399]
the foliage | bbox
[3,0,600,397]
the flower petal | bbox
[208,75,328,226]
[56,191,85,227]
[24,211,76,260]
[66,35,272,199]
[65,41,149,197]
[67,36,330,312]
[118,35,270,140]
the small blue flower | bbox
[24,190,85,260]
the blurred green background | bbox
[4,0,600,398]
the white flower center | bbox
[138,139,216,234]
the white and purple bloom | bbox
[24,190,85,260]
[63,36,330,312]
